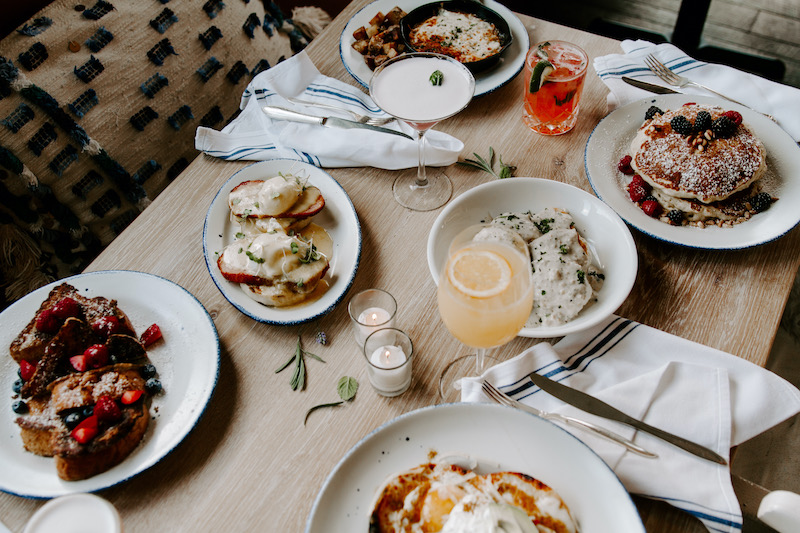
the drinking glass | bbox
[436,225,534,401]
[522,40,588,135]
[369,52,475,211]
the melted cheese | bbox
[409,9,501,63]
[218,231,314,281]
[228,175,304,217]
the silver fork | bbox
[644,54,747,107]
[481,380,657,458]
[286,97,394,126]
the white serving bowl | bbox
[427,177,638,338]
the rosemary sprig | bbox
[275,335,326,391]
[458,147,515,179]
[304,377,359,425]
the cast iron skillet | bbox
[400,0,513,73]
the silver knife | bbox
[261,106,412,140]
[528,371,728,465]
[621,76,680,95]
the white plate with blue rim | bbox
[585,94,800,249]
[339,0,529,97]
[305,403,644,532]
[203,159,361,324]
[427,177,638,338]
[0,270,219,498]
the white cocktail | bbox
[370,53,475,211]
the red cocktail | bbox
[522,40,588,135]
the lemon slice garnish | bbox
[447,248,512,298]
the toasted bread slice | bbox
[229,181,324,220]
[10,283,135,364]
[16,364,150,481]
[241,261,330,307]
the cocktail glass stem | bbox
[474,347,486,375]
[415,129,430,187]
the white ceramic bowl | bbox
[427,178,638,337]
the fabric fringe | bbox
[290,6,331,40]
[0,223,53,304]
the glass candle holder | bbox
[363,328,413,397]
[348,289,397,346]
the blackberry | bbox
[670,115,693,135]
[712,116,737,138]
[750,192,773,213]
[666,209,684,225]
[644,106,663,120]
[643,195,658,204]
[694,111,712,132]
[12,400,28,414]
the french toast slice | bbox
[10,283,135,365]
[15,364,151,481]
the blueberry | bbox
[64,411,83,429]
[12,400,28,414]
[142,364,157,379]
[82,405,94,418]
[12,378,23,394]
[145,378,162,395]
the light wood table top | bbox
[2,1,798,531]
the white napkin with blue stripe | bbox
[460,316,800,533]
[194,51,464,168]
[593,40,800,141]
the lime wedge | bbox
[529,60,554,93]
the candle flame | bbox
[371,312,378,323]
[383,349,391,362]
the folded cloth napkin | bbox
[460,316,800,533]
[194,51,464,168]
[593,40,800,142]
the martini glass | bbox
[436,225,534,401]
[369,53,475,211]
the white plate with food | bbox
[585,94,800,249]
[305,403,644,532]
[427,177,637,338]
[0,271,219,498]
[339,0,529,97]
[203,159,361,324]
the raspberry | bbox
[750,192,773,213]
[722,110,743,126]
[641,199,662,218]
[628,182,648,203]
[83,344,110,368]
[694,111,712,132]
[617,155,634,175]
[666,209,684,225]
[92,315,121,339]
[94,395,122,424]
[630,174,650,191]
[712,116,737,138]
[34,308,61,334]
[644,106,663,120]
[52,297,81,320]
[670,115,694,135]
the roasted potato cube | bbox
[373,54,390,68]
[352,39,369,54]
[352,26,368,41]
[366,24,381,38]
[369,12,384,26]
[384,7,406,26]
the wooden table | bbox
[3,1,799,531]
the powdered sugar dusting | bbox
[632,105,766,203]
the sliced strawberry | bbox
[52,297,80,320]
[19,360,36,382]
[121,390,144,405]
[34,308,61,334]
[94,395,122,424]
[140,324,163,347]
[92,316,121,339]
[84,344,110,368]
[70,355,89,372]
[71,415,99,444]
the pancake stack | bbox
[623,103,774,227]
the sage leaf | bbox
[337,376,359,401]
